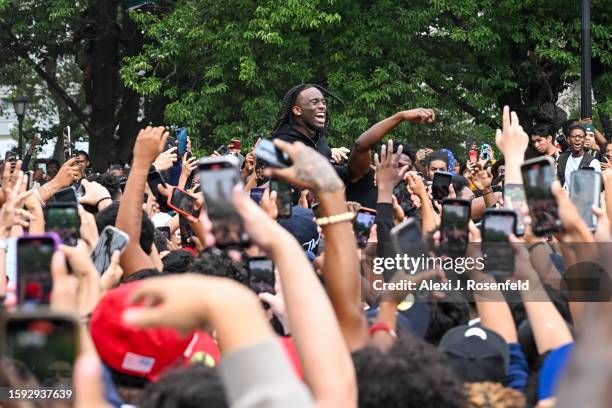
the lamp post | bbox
[11,97,27,159]
[580,0,592,119]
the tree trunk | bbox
[88,0,120,172]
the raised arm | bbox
[234,185,357,407]
[116,127,168,276]
[348,109,434,182]
[269,139,368,351]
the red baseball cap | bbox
[90,281,220,381]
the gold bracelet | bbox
[316,211,356,226]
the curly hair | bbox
[271,84,344,136]
[465,382,525,408]
[352,336,466,408]
[190,249,249,285]
[424,299,471,346]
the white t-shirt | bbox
[564,154,601,190]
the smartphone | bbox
[198,156,249,247]
[147,170,170,212]
[250,187,266,204]
[270,180,292,218]
[353,208,376,248]
[52,186,78,204]
[216,145,229,155]
[157,226,171,240]
[482,209,518,276]
[3,312,78,389]
[167,187,200,219]
[394,181,415,215]
[432,171,452,201]
[63,126,71,161]
[391,217,427,261]
[521,156,560,236]
[570,169,601,232]
[177,127,188,155]
[16,234,60,306]
[84,168,95,178]
[482,209,517,242]
[441,199,471,256]
[90,226,129,274]
[255,139,292,169]
[44,204,79,246]
[503,184,526,236]
[248,256,275,295]
[469,150,478,163]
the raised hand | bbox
[53,158,81,189]
[331,147,350,164]
[374,140,410,198]
[495,106,529,162]
[399,108,435,124]
[133,126,169,167]
[153,146,178,171]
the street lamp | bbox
[11,97,27,159]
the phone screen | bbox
[441,200,470,255]
[147,171,170,212]
[570,170,601,231]
[45,206,79,246]
[177,127,188,155]
[432,172,452,201]
[391,218,426,262]
[248,257,275,295]
[503,184,526,235]
[250,187,266,204]
[354,210,376,248]
[394,181,414,215]
[170,188,199,217]
[271,180,292,218]
[521,158,559,236]
[90,227,129,274]
[157,226,171,240]
[52,187,78,204]
[4,316,77,389]
[17,237,56,306]
[483,212,516,242]
[255,139,291,169]
[198,159,248,247]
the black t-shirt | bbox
[271,125,332,160]
[336,165,378,208]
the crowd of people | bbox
[0,82,611,408]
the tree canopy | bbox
[1,0,610,168]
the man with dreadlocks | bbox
[270,84,341,160]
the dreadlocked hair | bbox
[271,83,344,136]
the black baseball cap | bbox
[439,325,509,384]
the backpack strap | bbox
[556,152,570,186]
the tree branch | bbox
[0,23,93,135]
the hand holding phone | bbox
[521,157,560,236]
[198,156,249,247]
[90,226,130,274]
[167,186,200,220]
[482,209,517,276]
[16,234,60,305]
[570,169,601,232]
[255,139,292,169]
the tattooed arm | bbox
[268,140,369,350]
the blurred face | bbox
[569,128,586,154]
[427,159,448,180]
[76,153,88,170]
[584,133,594,148]
[47,163,59,177]
[109,164,124,177]
[606,144,612,160]
[293,87,326,131]
[531,135,552,154]
[459,186,475,200]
